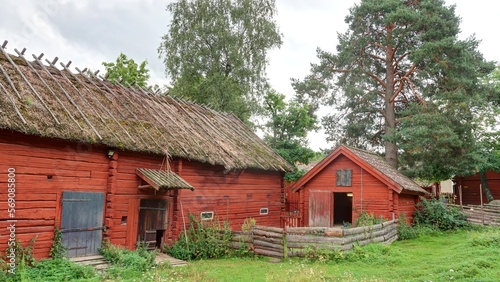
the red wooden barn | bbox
[289,145,427,227]
[0,44,292,259]
[454,171,500,205]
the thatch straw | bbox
[0,47,292,172]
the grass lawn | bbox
[162,227,500,282]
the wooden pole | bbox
[459,185,463,206]
[180,200,189,251]
[480,184,484,225]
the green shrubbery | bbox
[354,212,384,227]
[100,240,157,279]
[166,214,232,260]
[413,197,470,231]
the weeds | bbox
[354,212,384,227]
[166,213,232,260]
[49,227,66,259]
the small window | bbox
[200,211,214,220]
[259,208,269,215]
[336,169,352,186]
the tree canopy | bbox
[159,0,282,123]
[262,91,317,181]
[102,53,150,88]
[293,0,496,181]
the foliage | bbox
[2,236,38,269]
[468,227,500,247]
[165,214,232,260]
[241,218,256,232]
[396,214,418,240]
[102,53,150,88]
[100,240,157,279]
[413,197,470,231]
[159,0,282,123]
[354,212,384,227]
[23,259,98,281]
[292,0,496,180]
[49,227,66,259]
[262,90,318,181]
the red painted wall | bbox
[295,155,417,227]
[455,172,500,205]
[0,131,284,259]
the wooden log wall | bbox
[0,131,109,259]
[455,172,500,205]
[230,221,399,259]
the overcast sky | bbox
[1,0,498,150]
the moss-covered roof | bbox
[136,168,194,190]
[0,45,292,172]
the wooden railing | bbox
[449,204,500,226]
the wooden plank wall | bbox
[0,131,109,259]
[455,172,500,205]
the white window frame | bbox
[200,211,214,220]
[259,208,269,215]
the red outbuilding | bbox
[454,171,500,205]
[0,44,292,259]
[289,145,427,227]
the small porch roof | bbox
[136,168,194,191]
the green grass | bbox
[179,227,500,282]
[2,227,499,281]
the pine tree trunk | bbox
[384,27,398,168]
[479,170,494,203]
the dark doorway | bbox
[138,199,168,250]
[333,193,352,225]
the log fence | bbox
[229,220,399,258]
[449,204,500,226]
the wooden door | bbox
[308,190,332,227]
[137,199,168,249]
[61,191,105,258]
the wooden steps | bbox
[70,255,110,271]
[155,253,188,267]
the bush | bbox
[24,258,98,281]
[397,214,418,240]
[100,240,157,279]
[166,214,232,260]
[413,197,470,231]
[354,212,384,227]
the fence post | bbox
[283,224,288,259]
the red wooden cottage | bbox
[454,171,500,205]
[0,43,292,259]
[289,145,427,227]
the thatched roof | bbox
[291,145,427,194]
[0,43,292,172]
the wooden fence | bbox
[449,204,500,226]
[230,220,399,258]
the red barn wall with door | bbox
[0,130,285,259]
[0,131,109,259]
[296,155,400,227]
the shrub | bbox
[413,197,470,231]
[24,258,98,281]
[166,213,232,260]
[100,240,157,275]
[354,212,384,227]
[49,227,66,259]
[397,214,418,240]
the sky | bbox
[0,0,498,151]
